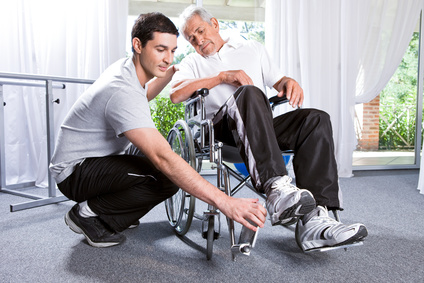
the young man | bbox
[50,12,266,248]
[171,6,368,252]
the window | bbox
[353,18,422,169]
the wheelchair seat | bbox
[221,144,244,164]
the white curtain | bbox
[0,0,128,187]
[265,0,422,178]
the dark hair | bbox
[131,12,179,52]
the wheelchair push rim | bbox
[164,120,196,236]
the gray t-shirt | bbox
[50,57,155,183]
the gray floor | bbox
[1,169,424,282]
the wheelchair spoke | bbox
[164,122,196,236]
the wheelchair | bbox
[164,88,290,260]
[163,88,363,260]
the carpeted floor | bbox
[1,169,424,283]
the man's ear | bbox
[210,17,220,31]
[132,37,142,53]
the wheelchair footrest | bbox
[304,241,364,253]
[231,243,253,257]
[231,222,260,260]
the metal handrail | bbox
[0,80,65,89]
[0,71,95,211]
[0,72,95,84]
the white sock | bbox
[78,201,98,218]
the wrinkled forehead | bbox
[183,15,207,39]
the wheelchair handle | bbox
[191,88,209,98]
[269,94,288,105]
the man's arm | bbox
[146,65,177,102]
[124,127,267,231]
[170,70,254,104]
[273,76,304,107]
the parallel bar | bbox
[1,188,44,200]
[4,181,36,190]
[10,195,69,212]
[0,72,95,85]
[0,80,65,89]
[0,72,94,212]
[45,80,57,198]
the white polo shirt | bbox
[172,36,284,119]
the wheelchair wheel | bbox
[206,216,214,260]
[165,120,196,236]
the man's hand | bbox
[218,196,267,231]
[274,76,304,107]
[171,69,253,103]
[219,70,254,88]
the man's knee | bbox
[159,176,179,199]
[165,182,179,198]
[235,85,267,102]
[315,109,331,126]
[301,108,330,123]
[234,85,270,112]
[303,109,333,136]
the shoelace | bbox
[302,206,333,225]
[310,207,341,228]
[271,176,299,194]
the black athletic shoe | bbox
[65,204,126,248]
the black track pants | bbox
[212,85,342,209]
[58,151,179,232]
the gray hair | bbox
[179,5,214,39]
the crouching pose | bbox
[50,12,266,248]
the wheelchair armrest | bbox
[185,88,209,107]
[191,88,209,98]
[269,94,289,107]
[184,88,210,122]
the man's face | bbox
[138,32,177,79]
[183,15,224,57]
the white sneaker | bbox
[295,206,368,252]
[266,176,316,226]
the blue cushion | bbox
[234,155,291,177]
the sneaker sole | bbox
[272,191,316,226]
[302,225,368,252]
[128,221,140,229]
[64,211,122,248]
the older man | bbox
[171,5,367,252]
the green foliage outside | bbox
[219,20,265,44]
[379,32,420,150]
[150,92,185,138]
[150,20,264,137]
